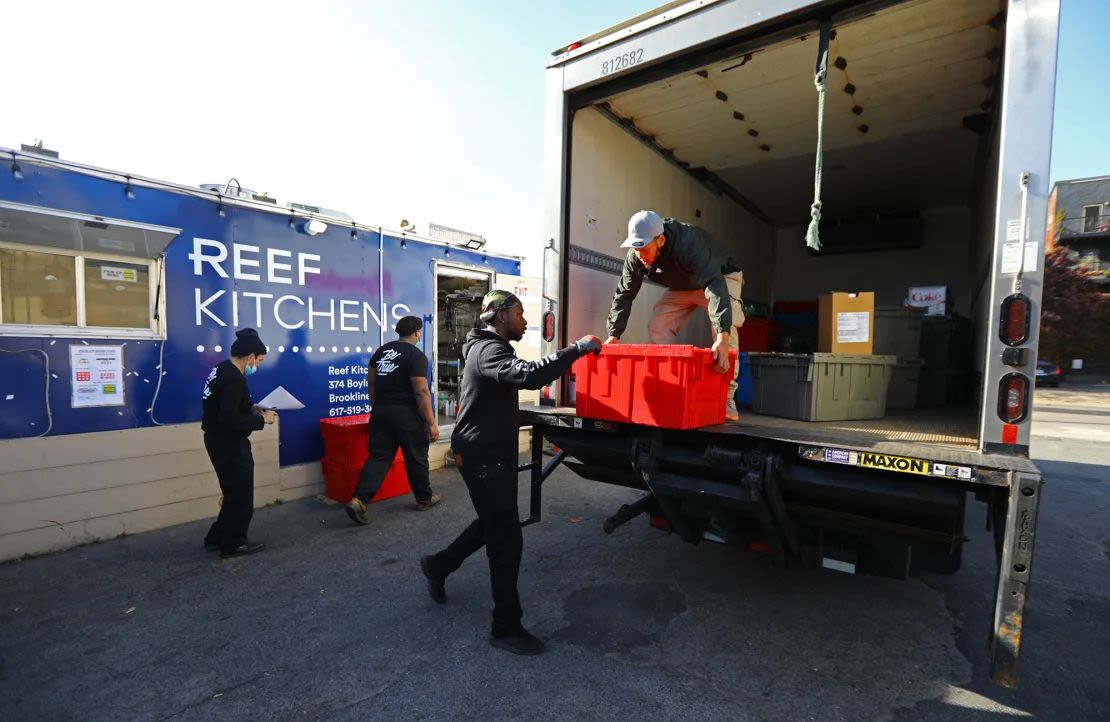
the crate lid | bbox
[598,344,712,359]
[320,414,371,427]
[750,352,897,366]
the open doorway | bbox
[434,264,493,427]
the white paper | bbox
[1001,242,1022,273]
[1006,218,1022,242]
[1001,241,1039,275]
[70,345,125,408]
[836,312,870,344]
[256,385,305,411]
[1022,242,1039,273]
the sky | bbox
[3,0,1107,275]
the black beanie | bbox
[230,328,267,357]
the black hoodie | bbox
[451,329,593,460]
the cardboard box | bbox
[818,292,875,354]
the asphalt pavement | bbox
[1,386,1107,721]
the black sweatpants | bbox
[426,457,523,635]
[353,405,432,504]
[203,434,255,553]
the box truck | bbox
[522,0,1058,688]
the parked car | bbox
[1036,359,1062,387]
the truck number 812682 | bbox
[601,48,645,76]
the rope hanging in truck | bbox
[805,22,831,252]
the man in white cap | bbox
[605,210,745,422]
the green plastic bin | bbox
[749,353,897,421]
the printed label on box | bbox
[836,312,870,343]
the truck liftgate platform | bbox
[516,406,1041,688]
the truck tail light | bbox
[649,515,670,531]
[542,311,555,342]
[997,373,1029,424]
[999,293,1031,347]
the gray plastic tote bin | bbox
[750,353,897,421]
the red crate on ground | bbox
[322,450,409,504]
[736,317,782,352]
[319,414,410,503]
[320,414,371,470]
[573,345,736,430]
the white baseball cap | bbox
[621,210,664,248]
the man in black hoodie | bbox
[421,290,601,655]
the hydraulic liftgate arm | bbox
[518,424,567,527]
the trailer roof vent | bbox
[285,201,354,222]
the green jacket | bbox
[606,218,740,338]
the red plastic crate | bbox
[736,317,782,352]
[322,451,409,504]
[320,414,371,469]
[573,345,737,430]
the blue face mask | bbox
[244,362,257,377]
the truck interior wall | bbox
[566,107,773,345]
[770,206,975,315]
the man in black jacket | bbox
[606,210,744,421]
[421,290,601,655]
[201,328,276,558]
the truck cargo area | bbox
[562,0,1005,451]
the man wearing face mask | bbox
[201,328,276,558]
[421,290,602,655]
[605,210,745,422]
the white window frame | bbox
[0,240,166,340]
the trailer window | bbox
[83,258,152,329]
[0,245,161,337]
[0,249,78,326]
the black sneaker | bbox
[220,542,266,558]
[420,556,447,604]
[490,627,545,656]
[416,493,443,511]
[345,497,370,525]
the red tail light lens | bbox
[542,311,555,342]
[997,373,1029,424]
[649,515,670,531]
[999,293,1031,347]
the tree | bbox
[1039,245,1108,367]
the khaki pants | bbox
[648,272,745,401]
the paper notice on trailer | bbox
[836,312,870,344]
[70,345,125,408]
